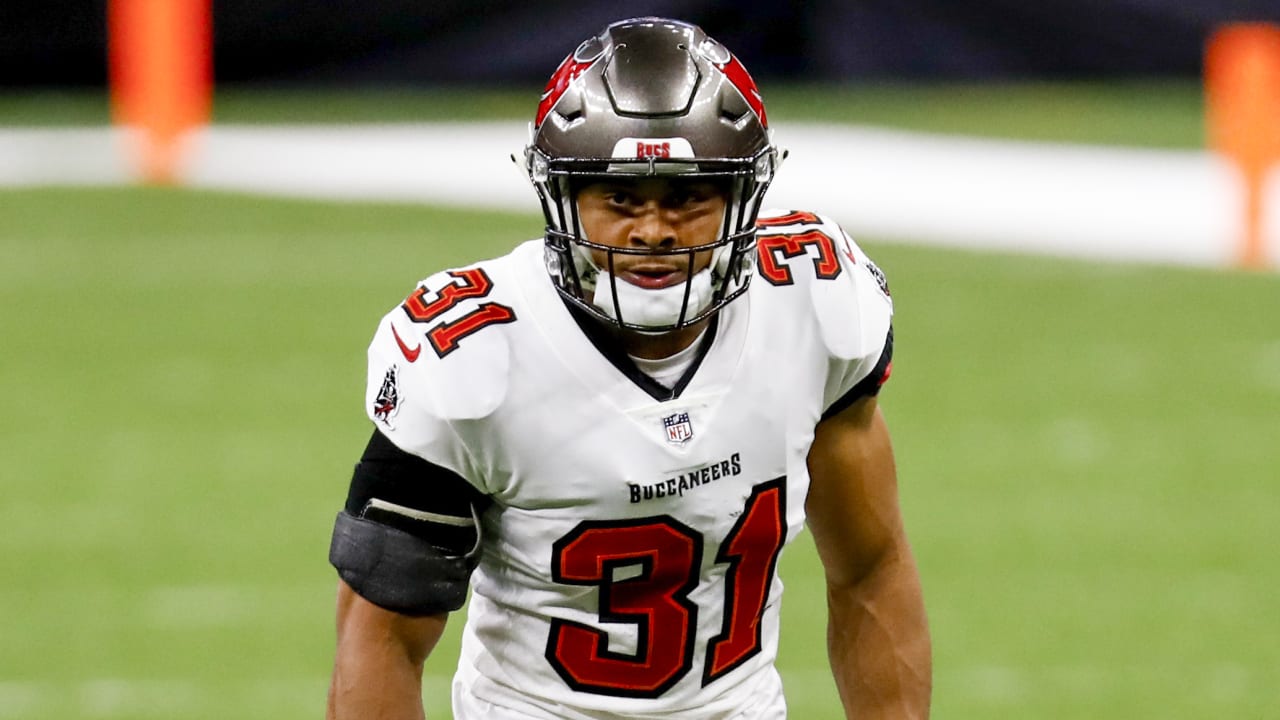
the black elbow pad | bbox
[328,511,479,616]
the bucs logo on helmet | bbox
[636,141,671,158]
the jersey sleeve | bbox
[801,217,895,415]
[822,326,892,420]
[363,274,513,492]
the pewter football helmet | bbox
[524,17,780,331]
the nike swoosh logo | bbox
[391,324,421,362]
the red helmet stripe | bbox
[714,54,767,128]
[535,53,600,127]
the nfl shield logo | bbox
[662,412,693,445]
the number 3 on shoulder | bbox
[401,268,516,357]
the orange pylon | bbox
[1206,23,1280,269]
[108,0,212,184]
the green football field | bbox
[2,186,1277,719]
[2,82,1278,718]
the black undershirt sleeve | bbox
[343,429,490,555]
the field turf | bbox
[1,185,1276,718]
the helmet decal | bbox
[712,53,768,128]
[611,137,695,159]
[535,40,604,127]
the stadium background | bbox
[6,0,1280,85]
[3,2,1280,718]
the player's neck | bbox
[618,319,711,360]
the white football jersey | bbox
[364,210,893,719]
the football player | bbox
[327,16,931,719]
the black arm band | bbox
[329,510,478,616]
[346,429,489,555]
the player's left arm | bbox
[806,394,932,719]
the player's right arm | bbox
[328,281,505,717]
[327,582,446,720]
[326,429,488,719]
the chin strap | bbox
[591,267,715,328]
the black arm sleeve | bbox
[343,429,490,555]
[820,326,894,422]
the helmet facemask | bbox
[531,150,777,332]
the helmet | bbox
[523,17,780,332]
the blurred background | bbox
[5,0,1279,84]
[3,2,1279,719]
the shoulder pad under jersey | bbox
[364,264,515,473]
[756,209,893,362]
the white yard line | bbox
[2,123,1276,268]
[0,678,327,718]
[0,681,44,719]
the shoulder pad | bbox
[756,210,892,361]
[812,224,893,362]
[365,266,515,472]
